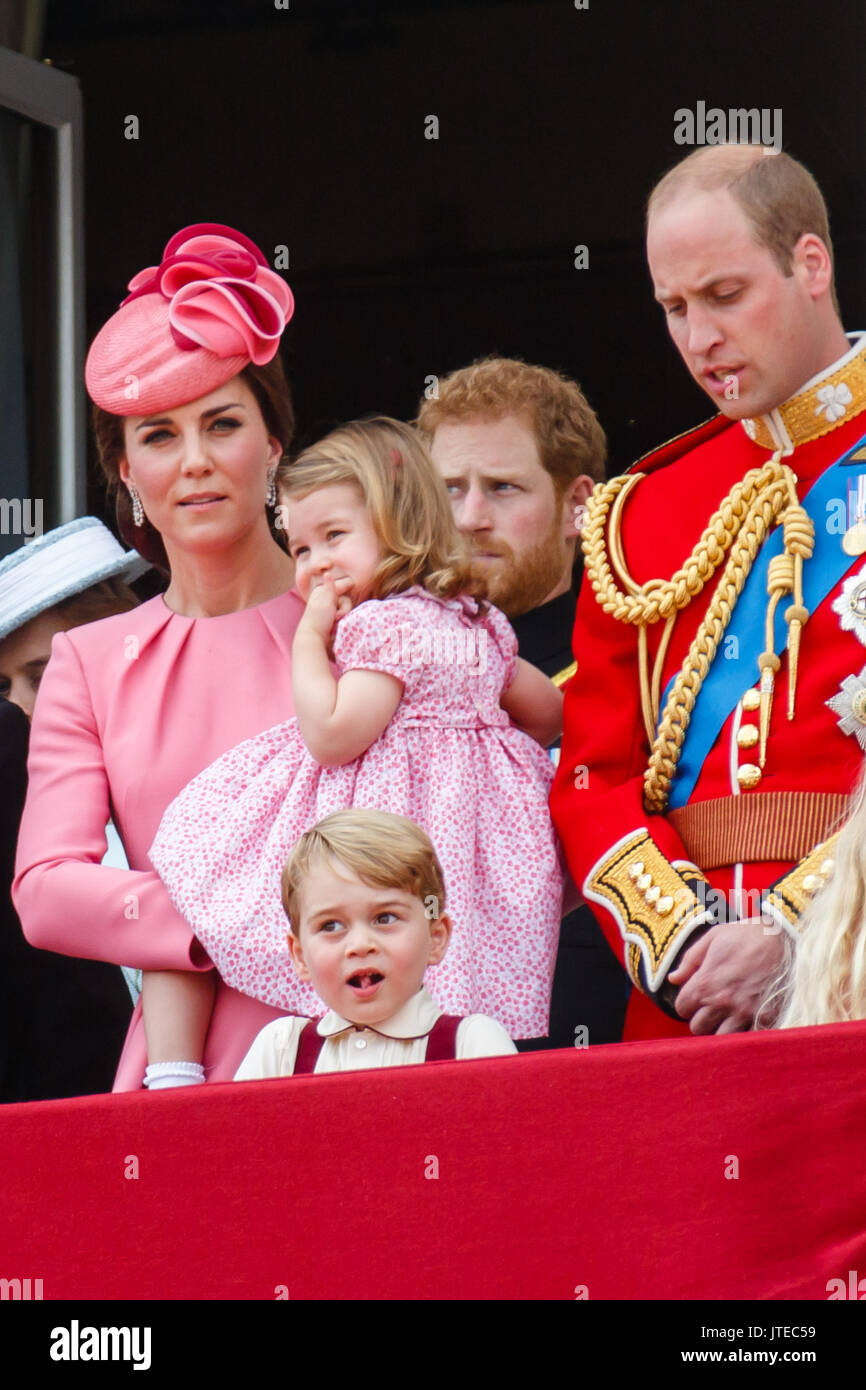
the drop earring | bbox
[128,483,144,528]
[265,466,278,508]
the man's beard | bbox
[471,523,569,618]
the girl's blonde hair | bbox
[281,808,447,937]
[766,771,865,1027]
[277,416,485,604]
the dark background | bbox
[43,0,866,509]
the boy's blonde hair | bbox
[278,416,484,603]
[281,808,447,937]
[766,773,864,1027]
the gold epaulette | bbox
[583,829,713,992]
[762,833,840,937]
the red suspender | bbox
[292,1013,463,1073]
[292,1018,325,1075]
[423,1014,462,1061]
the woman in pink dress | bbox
[13,223,303,1091]
[151,418,566,1040]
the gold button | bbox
[803,874,820,895]
[737,763,762,790]
[655,896,674,915]
[742,689,761,712]
[645,884,661,904]
[628,861,644,880]
[737,725,759,748]
[820,859,835,877]
[637,873,652,891]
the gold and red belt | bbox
[668,791,850,871]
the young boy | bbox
[234,808,517,1078]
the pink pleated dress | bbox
[13,590,306,1090]
[151,588,564,1037]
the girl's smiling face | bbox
[286,483,384,610]
[119,375,282,558]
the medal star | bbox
[832,569,866,646]
[827,667,866,750]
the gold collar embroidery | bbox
[742,340,866,451]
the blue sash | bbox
[667,432,866,808]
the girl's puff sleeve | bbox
[331,597,413,685]
[12,632,209,972]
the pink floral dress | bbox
[150,588,564,1037]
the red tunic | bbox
[551,393,866,1041]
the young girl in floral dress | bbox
[149,417,565,1057]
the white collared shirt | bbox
[234,986,517,1079]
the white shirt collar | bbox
[316,986,443,1041]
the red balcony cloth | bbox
[1,1022,864,1300]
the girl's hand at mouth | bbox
[298,576,354,640]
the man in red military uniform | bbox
[551,144,866,1040]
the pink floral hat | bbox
[85,223,294,415]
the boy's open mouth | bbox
[347,971,384,992]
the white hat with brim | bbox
[0,517,151,642]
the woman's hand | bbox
[296,577,354,642]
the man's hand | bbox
[667,918,785,1035]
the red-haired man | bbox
[419,358,625,1047]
